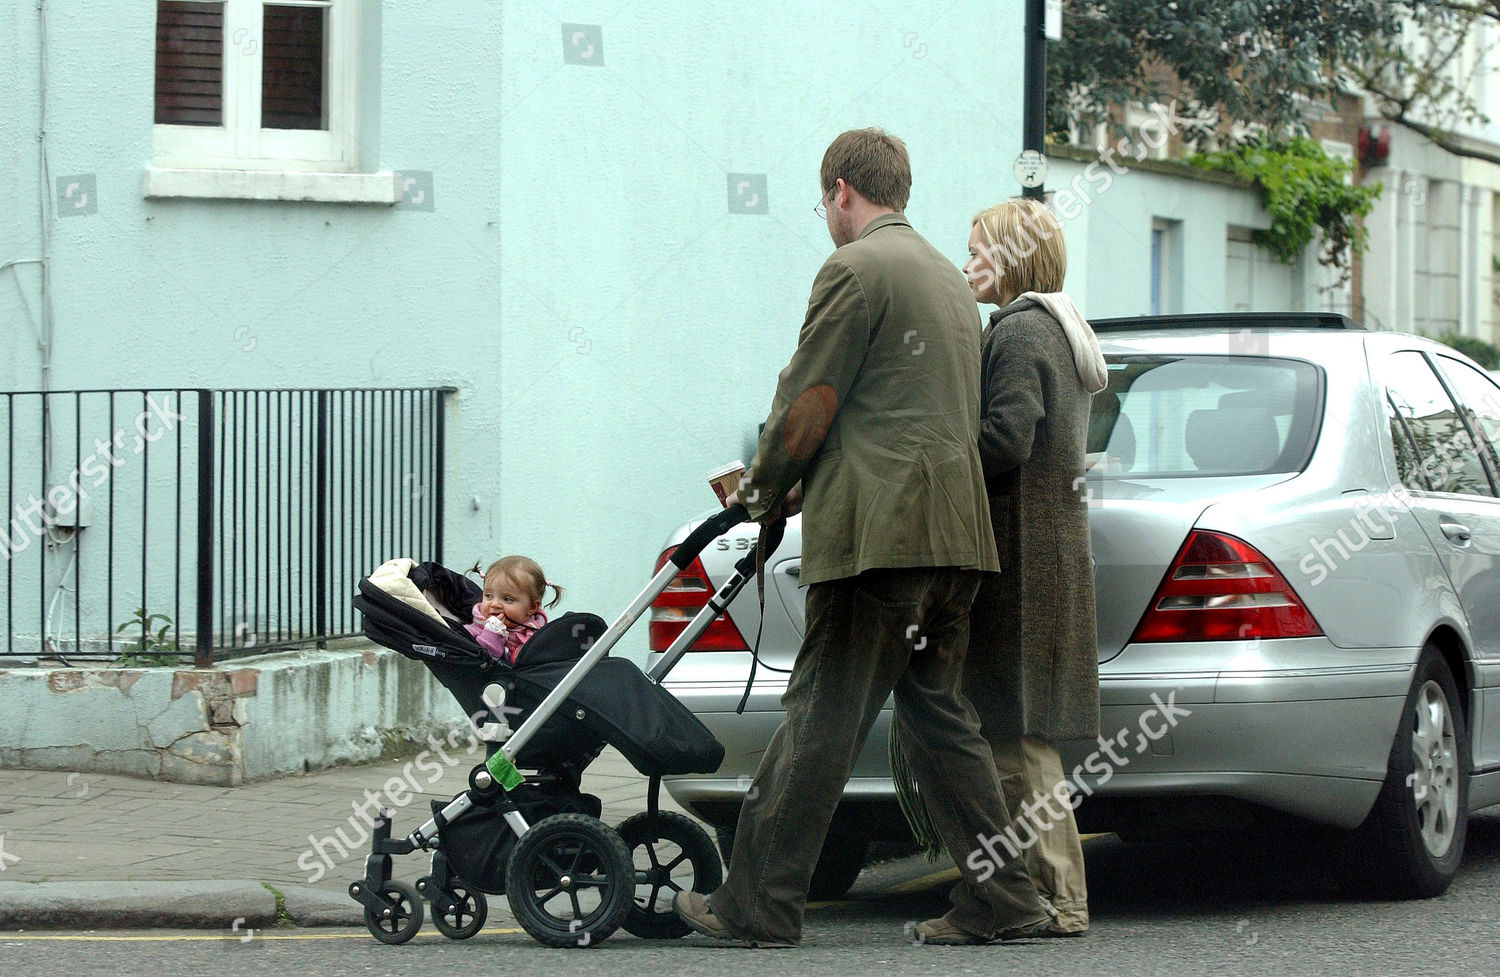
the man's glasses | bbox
[814,186,836,219]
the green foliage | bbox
[113,607,181,667]
[1188,137,1381,285]
[1047,0,1400,143]
[1435,332,1500,370]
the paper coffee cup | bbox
[707,460,747,508]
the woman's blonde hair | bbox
[971,198,1067,298]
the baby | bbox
[465,555,562,663]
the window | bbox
[1150,219,1182,315]
[1090,356,1321,477]
[152,0,359,172]
[1382,351,1494,497]
[1433,354,1500,476]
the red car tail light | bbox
[649,547,751,652]
[1130,530,1323,643]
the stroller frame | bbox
[349,504,764,947]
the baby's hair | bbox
[481,554,563,610]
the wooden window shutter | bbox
[155,1,225,126]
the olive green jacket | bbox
[736,213,1000,586]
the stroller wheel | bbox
[430,884,488,940]
[616,811,723,940]
[363,879,424,945]
[505,813,633,948]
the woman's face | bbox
[963,223,1006,306]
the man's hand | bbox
[764,485,803,523]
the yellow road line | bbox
[883,867,961,894]
[0,927,523,943]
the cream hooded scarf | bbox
[1017,290,1108,394]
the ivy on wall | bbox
[1189,137,1381,287]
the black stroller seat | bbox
[352,560,724,776]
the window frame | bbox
[1380,349,1498,499]
[152,0,361,173]
[1431,353,1500,486]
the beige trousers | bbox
[990,735,1090,932]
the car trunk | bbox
[1086,474,1294,662]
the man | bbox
[673,128,1053,947]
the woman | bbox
[959,197,1105,937]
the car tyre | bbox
[714,825,869,901]
[1338,643,1469,899]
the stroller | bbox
[348,504,768,947]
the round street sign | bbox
[1014,150,1047,189]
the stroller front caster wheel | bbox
[430,885,488,940]
[363,879,424,945]
[616,811,723,939]
[506,813,633,948]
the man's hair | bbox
[971,198,1067,295]
[820,128,911,211]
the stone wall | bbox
[0,644,468,786]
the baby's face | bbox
[481,575,539,625]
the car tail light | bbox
[1130,530,1323,643]
[649,547,751,652]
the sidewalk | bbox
[0,747,692,929]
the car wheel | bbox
[714,825,870,901]
[1339,643,1469,899]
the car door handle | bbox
[783,562,800,578]
[1439,517,1472,543]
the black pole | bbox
[314,389,329,648]
[1022,0,1047,200]
[433,390,446,566]
[195,389,215,667]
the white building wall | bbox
[1359,13,1500,341]
[1047,155,1327,320]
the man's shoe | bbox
[997,915,1054,941]
[912,917,990,945]
[1045,927,1087,938]
[672,891,796,948]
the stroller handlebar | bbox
[670,503,751,569]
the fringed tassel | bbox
[888,720,947,862]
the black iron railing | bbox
[1,387,451,665]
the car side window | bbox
[1382,351,1495,497]
[1433,355,1500,477]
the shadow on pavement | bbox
[841,805,1500,923]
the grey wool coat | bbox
[961,296,1101,744]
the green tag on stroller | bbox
[485,752,524,790]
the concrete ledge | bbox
[277,884,365,927]
[0,644,466,785]
[144,167,400,204]
[0,880,278,930]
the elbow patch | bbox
[783,385,838,461]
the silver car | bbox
[650,313,1500,900]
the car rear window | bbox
[1089,355,1323,477]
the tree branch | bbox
[1381,111,1500,166]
